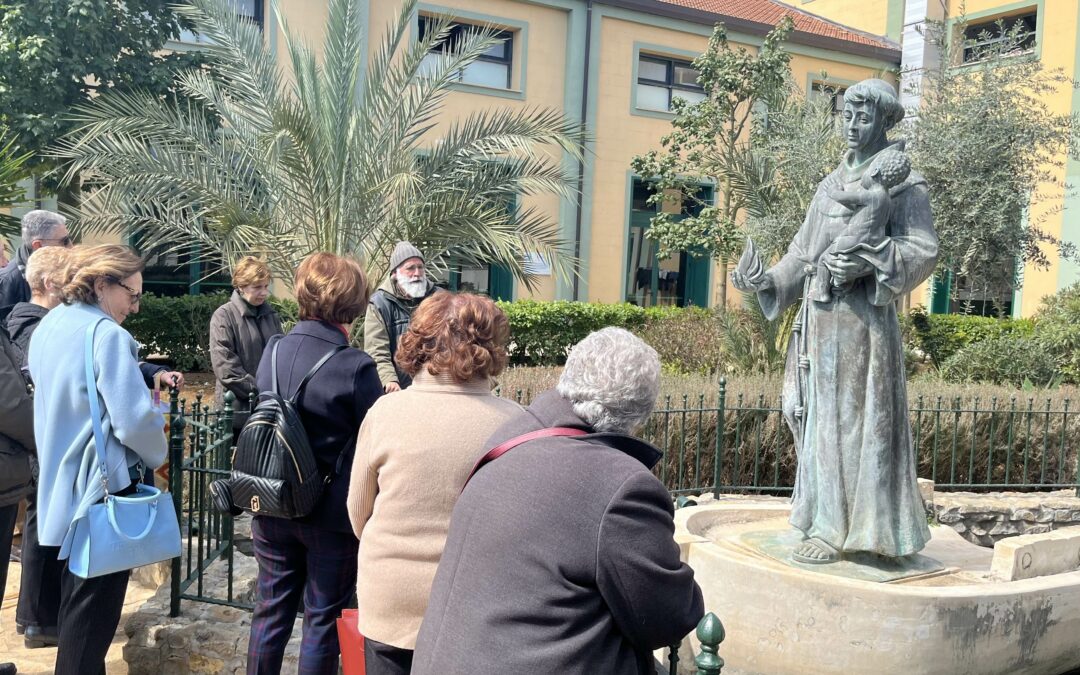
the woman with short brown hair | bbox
[346,293,521,674]
[209,256,282,433]
[246,252,382,675]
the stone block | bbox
[991,527,1080,581]
[1011,508,1036,522]
[936,510,961,524]
[1036,510,1056,524]
[918,478,935,504]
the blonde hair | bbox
[62,244,145,305]
[25,246,73,295]
[232,256,272,288]
[294,253,369,324]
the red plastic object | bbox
[337,609,366,675]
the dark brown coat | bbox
[209,291,283,428]
[412,390,703,675]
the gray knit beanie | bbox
[389,241,424,272]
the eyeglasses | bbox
[37,236,73,247]
[109,277,143,304]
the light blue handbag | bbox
[66,318,181,579]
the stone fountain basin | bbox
[672,503,1080,675]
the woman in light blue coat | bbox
[28,244,167,675]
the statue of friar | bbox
[732,78,936,565]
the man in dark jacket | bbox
[0,323,36,675]
[363,241,439,392]
[412,327,703,675]
[0,210,72,320]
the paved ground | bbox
[0,540,156,675]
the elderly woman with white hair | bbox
[411,327,704,675]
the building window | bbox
[418,16,514,90]
[810,82,846,114]
[636,55,705,112]
[179,0,263,44]
[961,10,1037,63]
[625,180,711,307]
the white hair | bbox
[21,210,66,242]
[557,327,660,434]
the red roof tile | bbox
[654,0,898,52]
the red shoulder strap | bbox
[462,427,587,492]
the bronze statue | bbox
[733,79,937,564]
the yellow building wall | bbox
[795,0,893,37]
[588,13,892,306]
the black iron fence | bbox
[163,380,1078,668]
[167,392,250,615]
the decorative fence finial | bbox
[695,612,726,675]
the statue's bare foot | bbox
[792,537,839,564]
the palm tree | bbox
[0,129,31,235]
[55,0,585,288]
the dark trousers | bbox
[247,516,359,675]
[0,503,18,601]
[17,492,64,630]
[364,637,414,675]
[55,565,130,675]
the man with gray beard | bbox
[364,242,440,392]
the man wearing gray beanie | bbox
[364,241,440,392]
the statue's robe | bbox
[758,147,936,557]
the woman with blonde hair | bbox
[210,256,283,434]
[247,253,383,675]
[28,244,169,674]
[347,292,521,674]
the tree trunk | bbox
[719,256,728,307]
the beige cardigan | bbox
[346,369,522,649]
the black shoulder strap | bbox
[289,345,348,404]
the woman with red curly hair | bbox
[346,293,520,674]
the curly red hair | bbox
[395,293,509,383]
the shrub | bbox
[939,336,1059,387]
[1032,282,1080,383]
[125,291,229,371]
[637,306,726,375]
[906,305,1034,369]
[496,300,648,366]
[128,292,298,372]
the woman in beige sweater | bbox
[347,292,521,674]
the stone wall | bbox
[932,490,1080,547]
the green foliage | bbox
[497,300,648,367]
[629,17,794,305]
[0,128,30,234]
[905,305,1034,369]
[742,83,845,258]
[636,306,725,376]
[939,336,1058,387]
[0,0,204,187]
[905,17,1079,299]
[1032,282,1080,382]
[124,291,229,372]
[57,0,584,290]
[497,300,789,375]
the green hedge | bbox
[127,292,1075,386]
[1033,282,1080,383]
[125,292,229,372]
[496,300,649,367]
[904,306,1034,369]
[126,293,299,372]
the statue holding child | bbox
[732,79,938,564]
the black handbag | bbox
[210,343,347,519]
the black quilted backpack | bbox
[210,343,347,519]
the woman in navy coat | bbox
[246,253,383,675]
